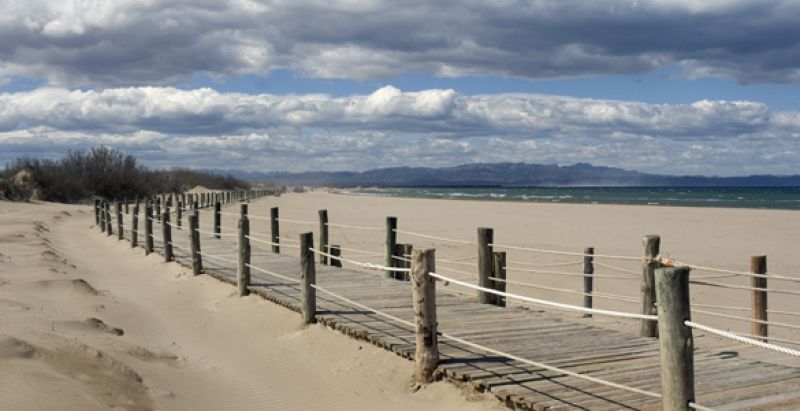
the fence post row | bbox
[270,207,280,253]
[582,247,594,317]
[144,202,153,255]
[238,213,251,297]
[385,216,397,279]
[411,248,438,384]
[492,251,507,307]
[300,232,316,324]
[189,212,202,275]
[751,255,768,341]
[319,209,329,265]
[477,227,494,304]
[131,204,139,248]
[655,266,695,411]
[163,208,173,262]
[641,235,660,338]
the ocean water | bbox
[348,186,800,210]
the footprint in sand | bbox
[0,336,153,410]
[28,278,100,296]
[55,318,125,336]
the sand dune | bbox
[0,200,502,411]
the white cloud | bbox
[0,85,798,175]
[1,0,800,86]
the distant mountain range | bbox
[214,163,800,187]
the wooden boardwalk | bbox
[114,218,800,410]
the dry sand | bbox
[2,192,799,410]
[0,200,503,411]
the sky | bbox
[1,1,799,176]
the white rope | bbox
[691,302,749,312]
[245,263,300,283]
[507,260,584,268]
[276,218,318,225]
[593,261,641,275]
[768,309,800,318]
[671,260,800,283]
[689,279,800,296]
[309,248,410,273]
[218,211,240,217]
[245,214,270,221]
[194,228,237,237]
[196,251,238,265]
[726,332,800,347]
[429,272,657,321]
[688,402,715,411]
[490,243,642,261]
[685,321,800,357]
[691,309,800,331]
[437,330,662,400]
[489,277,641,304]
[504,266,637,280]
[275,236,300,243]
[326,222,383,231]
[393,229,475,245]
[311,284,416,328]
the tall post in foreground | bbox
[131,204,139,248]
[641,235,660,337]
[655,266,695,411]
[492,251,507,307]
[189,212,202,275]
[237,216,251,296]
[162,209,173,262]
[214,201,221,239]
[144,203,153,255]
[319,209,329,265]
[300,232,316,324]
[751,255,768,341]
[270,207,280,253]
[329,245,342,268]
[385,217,397,279]
[411,248,438,384]
[583,247,594,317]
[116,202,123,240]
[477,227,494,304]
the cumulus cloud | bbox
[1,0,799,86]
[0,86,798,175]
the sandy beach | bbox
[2,192,799,409]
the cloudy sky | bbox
[1,0,799,176]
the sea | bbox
[347,186,800,210]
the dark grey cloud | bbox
[1,0,799,86]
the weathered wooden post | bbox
[131,204,139,248]
[214,201,221,239]
[116,202,123,240]
[477,227,494,304]
[411,248,438,384]
[124,198,129,214]
[655,266,695,411]
[492,251,507,307]
[240,202,248,220]
[751,255,768,341]
[144,202,153,255]
[300,232,316,324]
[330,245,342,268]
[177,201,183,227]
[162,209,173,262]
[385,217,397,279]
[237,215,251,296]
[94,199,101,225]
[105,202,113,236]
[155,197,161,222]
[319,209,329,265]
[583,247,594,317]
[270,207,280,253]
[403,244,414,281]
[641,235,660,337]
[189,212,202,275]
